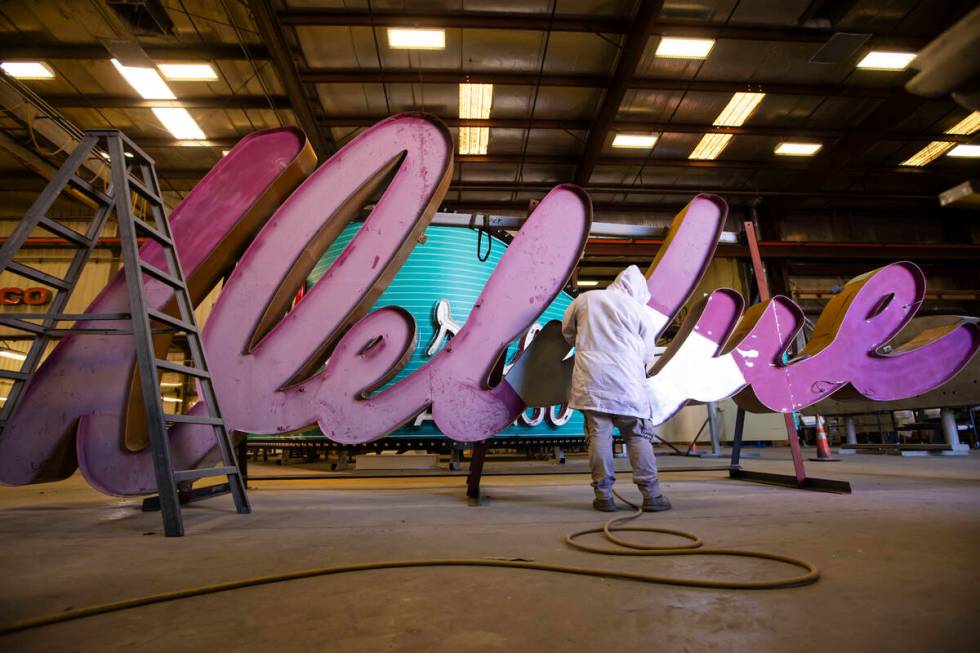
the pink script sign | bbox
[1,113,977,496]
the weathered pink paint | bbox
[644,194,727,330]
[513,198,980,425]
[2,112,978,497]
[641,261,979,423]
[732,262,980,411]
[314,183,591,443]
[85,115,591,493]
[0,128,312,488]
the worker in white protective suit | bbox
[561,265,670,512]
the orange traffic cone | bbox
[810,416,840,462]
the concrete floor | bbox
[1,449,978,652]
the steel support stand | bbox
[466,441,490,504]
[729,222,851,493]
[844,416,859,445]
[553,445,566,464]
[702,402,724,458]
[940,408,969,455]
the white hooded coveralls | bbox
[562,266,663,498]
[561,265,658,418]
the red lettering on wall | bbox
[22,288,52,306]
[0,288,22,305]
[0,287,52,306]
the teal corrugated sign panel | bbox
[294,223,584,440]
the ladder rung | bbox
[47,328,138,336]
[140,261,186,290]
[146,309,198,334]
[0,312,131,322]
[38,217,93,247]
[5,261,71,290]
[155,359,210,379]
[173,466,240,482]
[163,414,223,426]
[0,370,29,381]
[132,217,172,246]
[66,175,112,204]
[128,177,164,205]
[0,317,45,334]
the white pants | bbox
[583,410,662,499]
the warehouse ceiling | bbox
[0,0,978,226]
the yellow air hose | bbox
[0,491,819,637]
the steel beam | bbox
[0,73,109,187]
[575,2,662,186]
[43,95,290,110]
[0,132,97,208]
[0,167,965,198]
[0,41,269,61]
[320,115,592,130]
[301,68,912,100]
[276,8,928,48]
[629,77,904,98]
[326,116,852,139]
[137,137,240,148]
[443,181,937,201]
[30,96,973,143]
[321,115,971,144]
[300,68,610,87]
[246,0,334,160]
[279,8,628,32]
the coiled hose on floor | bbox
[0,492,819,636]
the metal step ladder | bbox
[0,129,250,536]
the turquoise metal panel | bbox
[303,224,584,440]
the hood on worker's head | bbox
[607,265,651,307]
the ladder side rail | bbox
[140,160,250,514]
[0,136,109,427]
[108,134,185,537]
[0,135,99,271]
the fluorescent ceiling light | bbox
[160,382,182,388]
[612,133,658,148]
[459,83,493,119]
[112,59,174,99]
[158,63,218,81]
[458,83,492,155]
[655,37,715,59]
[161,396,183,404]
[946,111,980,135]
[152,107,206,140]
[714,92,765,126]
[577,280,600,287]
[856,51,916,70]
[0,348,27,361]
[947,144,980,158]
[901,141,955,166]
[900,112,980,166]
[388,28,445,50]
[689,133,733,160]
[459,127,489,155]
[775,142,823,156]
[1,61,54,79]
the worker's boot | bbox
[593,490,616,512]
[641,494,672,513]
